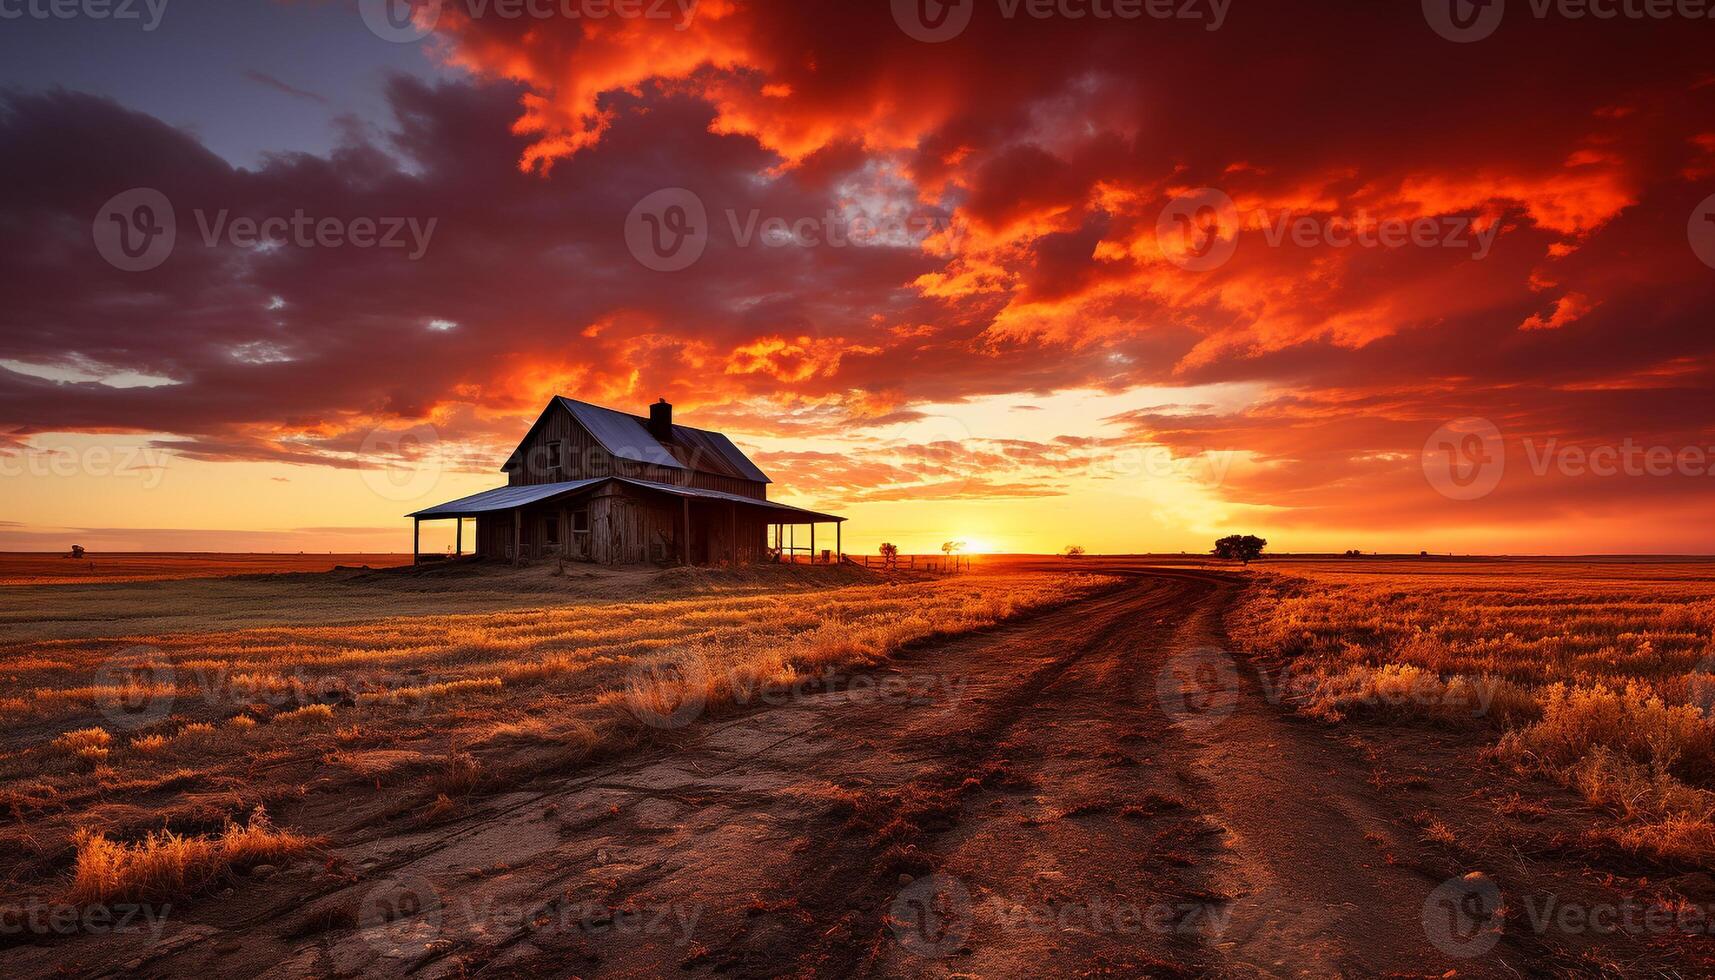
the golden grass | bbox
[1234,559,1715,866]
[68,806,314,904]
[275,703,335,724]
[54,728,113,753]
[0,566,1107,909]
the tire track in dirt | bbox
[13,568,1572,979]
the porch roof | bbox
[408,476,844,523]
[612,477,844,522]
[407,478,605,518]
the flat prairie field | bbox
[5,555,1715,977]
[0,560,1111,943]
[1235,557,1715,865]
[0,552,413,586]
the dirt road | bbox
[9,569,1594,977]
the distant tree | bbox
[879,542,899,568]
[1212,534,1266,565]
[69,545,84,559]
[941,540,965,556]
[1063,545,1086,559]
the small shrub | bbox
[276,704,334,724]
[129,734,169,754]
[55,728,113,753]
[68,806,313,905]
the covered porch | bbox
[406,477,844,566]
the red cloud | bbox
[4,4,1715,546]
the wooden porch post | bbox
[412,516,420,566]
[682,497,691,565]
[836,521,841,564]
[728,502,737,563]
[810,523,816,564]
[454,518,462,557]
[512,509,521,567]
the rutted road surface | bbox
[28,569,1551,978]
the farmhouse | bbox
[408,397,845,565]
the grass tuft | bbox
[67,806,314,905]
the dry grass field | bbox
[0,560,1109,912]
[7,555,1715,976]
[0,553,413,586]
[1232,558,1715,868]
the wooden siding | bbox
[505,403,766,500]
[472,482,769,565]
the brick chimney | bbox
[648,398,673,441]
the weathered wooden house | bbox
[408,397,845,565]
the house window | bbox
[544,517,560,547]
[544,441,564,472]
[572,510,590,534]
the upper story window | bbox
[545,441,564,471]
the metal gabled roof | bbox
[555,397,685,470]
[669,424,772,484]
[612,477,843,522]
[407,479,605,518]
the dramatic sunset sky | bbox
[2,0,1714,555]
